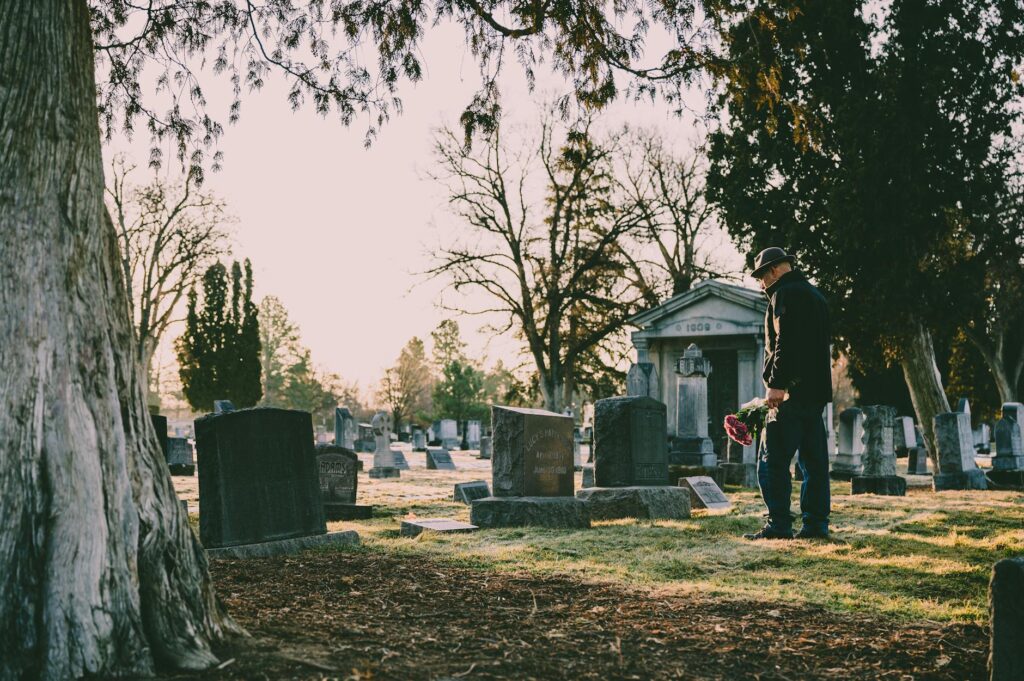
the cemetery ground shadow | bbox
[155,546,986,681]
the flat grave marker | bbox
[678,476,732,511]
[400,518,478,537]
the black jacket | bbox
[763,271,832,406]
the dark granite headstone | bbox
[593,396,669,487]
[166,437,195,476]
[426,447,456,470]
[196,408,326,549]
[990,557,1024,681]
[315,444,374,520]
[678,476,731,511]
[454,481,490,504]
[491,405,574,497]
[151,413,169,461]
[907,447,930,475]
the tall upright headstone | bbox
[334,407,356,449]
[576,396,690,520]
[852,405,906,496]
[466,420,482,449]
[439,419,459,450]
[470,406,589,528]
[368,411,400,479]
[831,408,865,480]
[933,411,988,490]
[626,363,660,400]
[478,435,492,460]
[669,344,716,468]
[989,557,1024,681]
[989,402,1024,489]
[894,416,916,457]
[196,408,326,549]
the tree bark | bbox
[0,2,240,678]
[899,320,952,469]
[966,330,1017,404]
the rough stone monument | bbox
[851,405,906,496]
[626,362,660,400]
[989,402,1024,489]
[334,407,356,449]
[989,556,1024,681]
[196,408,359,556]
[368,411,401,479]
[932,411,988,490]
[668,344,716,469]
[316,445,372,520]
[166,437,195,476]
[470,406,589,528]
[831,408,865,480]
[575,396,690,520]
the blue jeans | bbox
[757,400,830,532]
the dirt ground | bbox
[156,548,988,681]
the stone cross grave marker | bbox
[454,480,491,504]
[196,407,326,549]
[678,476,731,511]
[426,447,457,470]
[368,411,400,479]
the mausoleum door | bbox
[705,349,739,457]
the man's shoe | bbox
[795,526,830,540]
[743,524,794,540]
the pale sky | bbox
[104,20,744,398]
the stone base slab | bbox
[719,463,758,488]
[851,475,907,496]
[987,470,1024,490]
[324,504,374,521]
[206,530,360,559]
[368,467,400,479]
[933,469,988,491]
[470,496,590,529]
[575,486,691,521]
[993,456,1024,471]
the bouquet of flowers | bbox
[724,398,771,446]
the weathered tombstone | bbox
[334,407,356,449]
[989,402,1024,489]
[151,413,169,462]
[196,408,358,555]
[213,400,235,414]
[411,428,427,452]
[166,437,195,476]
[626,362,660,400]
[894,416,916,458]
[400,518,478,537]
[576,396,690,520]
[478,435,492,460]
[669,344,716,469]
[974,423,992,455]
[453,480,491,504]
[470,406,589,528]
[439,419,459,450]
[426,447,457,471]
[316,445,372,520]
[989,557,1024,681]
[355,423,375,452]
[851,406,906,496]
[678,476,732,512]
[831,408,865,480]
[907,447,930,475]
[932,411,988,490]
[368,411,401,479]
[466,420,482,449]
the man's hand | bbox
[766,388,786,409]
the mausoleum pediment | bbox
[629,280,766,338]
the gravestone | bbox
[466,420,482,449]
[932,411,988,490]
[470,406,589,528]
[368,412,401,479]
[478,436,492,460]
[576,396,690,520]
[196,408,329,550]
[720,439,757,487]
[907,447,930,475]
[626,362,660,400]
[573,428,583,469]
[412,428,427,452]
[391,450,410,470]
[852,406,906,496]
[989,557,1024,681]
[957,398,971,416]
[974,423,992,454]
[831,408,865,480]
[151,413,169,463]
[581,464,595,488]
[678,476,732,511]
[989,402,1024,489]
[400,518,478,537]
[316,445,372,520]
[426,447,457,471]
[166,437,195,476]
[213,400,235,414]
[334,407,356,449]
[894,416,916,458]
[454,481,491,504]
[355,423,375,452]
[439,419,459,450]
[669,344,717,468]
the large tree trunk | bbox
[0,2,240,678]
[966,330,1017,404]
[899,320,952,470]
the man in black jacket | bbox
[744,247,833,540]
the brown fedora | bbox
[749,247,796,278]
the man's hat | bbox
[749,247,796,279]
